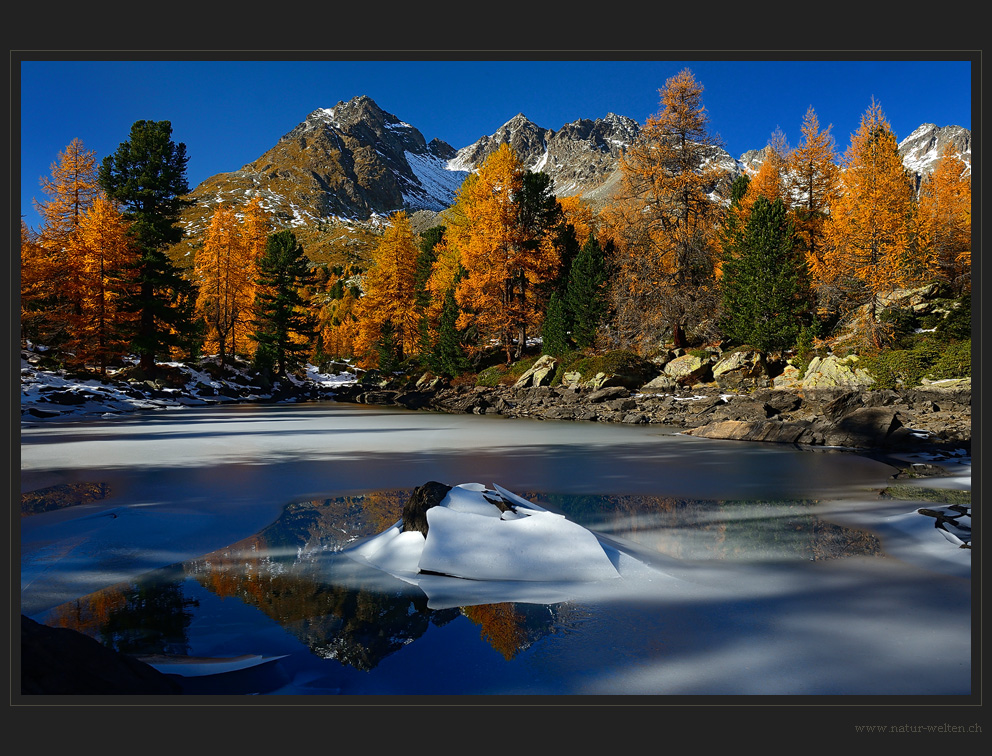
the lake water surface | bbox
[19,402,972,695]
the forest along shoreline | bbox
[20,341,971,476]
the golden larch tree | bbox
[821,100,921,349]
[353,211,421,368]
[233,195,272,354]
[604,68,726,350]
[718,129,790,278]
[20,219,48,341]
[786,106,841,292]
[66,196,138,374]
[451,144,560,361]
[916,144,971,294]
[556,194,599,248]
[30,138,102,344]
[739,128,789,217]
[194,205,252,365]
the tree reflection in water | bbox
[40,490,883,676]
[47,567,197,656]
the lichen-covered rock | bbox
[712,347,771,390]
[641,374,679,392]
[513,354,557,388]
[800,355,876,388]
[663,353,713,385]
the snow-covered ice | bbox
[346,483,624,592]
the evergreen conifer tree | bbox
[432,287,471,377]
[541,291,571,356]
[565,235,609,349]
[719,196,810,352]
[98,120,197,374]
[251,230,317,377]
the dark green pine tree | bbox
[541,290,571,356]
[565,235,609,349]
[251,230,317,378]
[717,173,751,257]
[548,221,581,297]
[432,286,471,377]
[414,225,445,360]
[375,319,402,374]
[719,196,810,352]
[98,120,197,374]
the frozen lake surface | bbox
[19,402,972,696]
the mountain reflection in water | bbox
[40,489,882,690]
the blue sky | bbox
[18,56,974,231]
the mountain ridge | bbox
[178,95,971,247]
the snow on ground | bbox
[19,345,357,423]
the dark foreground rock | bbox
[401,481,452,536]
[20,615,181,695]
[332,380,971,454]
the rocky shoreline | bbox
[331,377,971,456]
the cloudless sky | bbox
[17,55,974,231]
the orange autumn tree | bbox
[604,68,726,350]
[235,195,272,354]
[353,211,421,369]
[422,226,466,344]
[195,205,248,366]
[451,144,560,361]
[738,128,789,217]
[66,196,138,374]
[28,138,102,345]
[786,106,841,289]
[556,195,598,248]
[821,100,922,349]
[916,144,971,294]
[20,219,48,341]
[194,197,269,366]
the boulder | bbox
[772,364,802,389]
[640,374,679,392]
[800,355,876,389]
[818,407,907,448]
[686,419,809,444]
[21,615,181,695]
[663,353,713,385]
[708,396,773,423]
[513,355,557,388]
[750,388,802,415]
[401,481,453,536]
[712,347,771,390]
[587,386,629,403]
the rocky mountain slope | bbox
[178,95,971,245]
[897,123,972,191]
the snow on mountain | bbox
[897,123,972,190]
[402,149,469,212]
[183,95,970,237]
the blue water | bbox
[20,402,971,695]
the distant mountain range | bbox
[180,95,972,241]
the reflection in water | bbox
[21,482,111,516]
[534,494,883,562]
[40,490,882,690]
[47,568,197,656]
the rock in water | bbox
[401,481,453,536]
[20,615,181,695]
